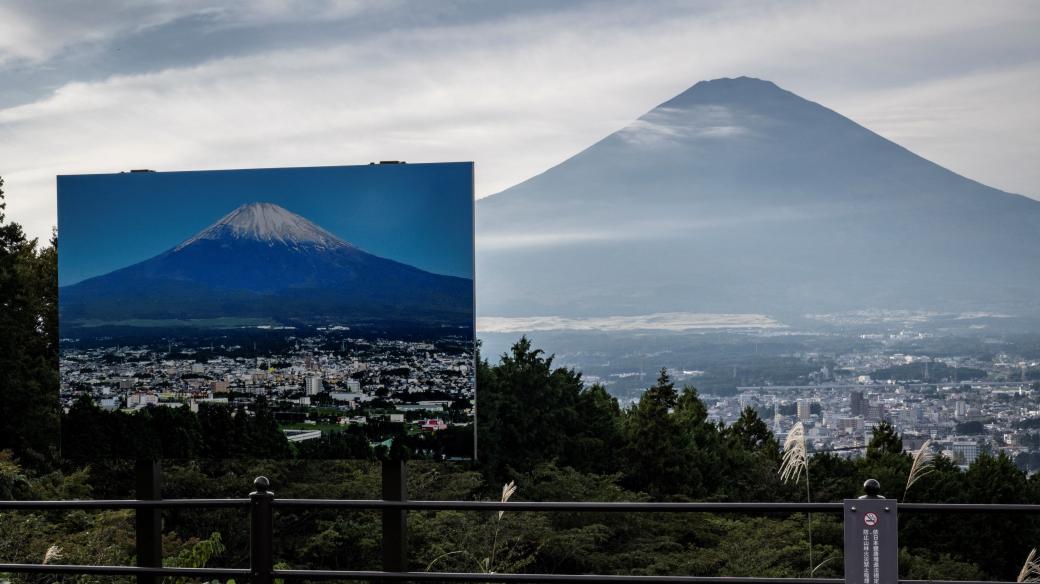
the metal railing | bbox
[0,461,1033,584]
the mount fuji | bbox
[60,202,473,331]
[476,77,1040,322]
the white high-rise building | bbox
[797,399,811,421]
[954,400,967,418]
[305,376,324,396]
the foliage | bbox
[477,337,624,482]
[0,177,60,468]
[61,397,292,461]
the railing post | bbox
[382,459,408,573]
[250,476,275,584]
[843,479,898,584]
[134,458,162,584]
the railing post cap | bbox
[860,478,884,499]
[252,476,271,494]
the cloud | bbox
[477,312,784,333]
[0,1,373,65]
[619,106,753,146]
[478,230,619,251]
[1,1,1038,242]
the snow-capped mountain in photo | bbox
[176,202,354,251]
[60,202,473,331]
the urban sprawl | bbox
[60,334,475,445]
[703,348,1039,468]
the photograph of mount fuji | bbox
[58,162,476,459]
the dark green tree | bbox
[726,406,779,456]
[0,176,60,467]
[866,421,903,459]
[560,384,625,475]
[197,403,237,458]
[477,337,587,481]
[622,369,693,498]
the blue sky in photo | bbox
[58,162,474,285]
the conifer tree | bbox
[0,177,60,466]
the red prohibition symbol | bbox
[863,512,879,527]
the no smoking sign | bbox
[845,497,896,584]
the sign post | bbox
[844,479,898,584]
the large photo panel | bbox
[58,162,475,460]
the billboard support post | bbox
[134,458,162,584]
[382,459,408,572]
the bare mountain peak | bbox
[694,76,778,89]
[176,201,352,251]
[657,76,812,114]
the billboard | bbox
[58,162,475,460]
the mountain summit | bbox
[477,77,1040,320]
[61,203,472,331]
[176,202,352,251]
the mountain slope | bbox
[476,77,1040,320]
[61,202,473,330]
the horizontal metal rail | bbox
[4,499,1038,513]
[275,570,846,583]
[0,498,250,510]
[274,499,845,512]
[899,503,1040,513]
[0,563,250,577]
[0,564,1018,584]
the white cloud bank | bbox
[1,1,1038,242]
[478,312,784,333]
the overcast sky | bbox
[1,0,1038,243]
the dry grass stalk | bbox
[498,480,517,520]
[779,422,807,484]
[778,421,813,575]
[43,544,63,565]
[488,481,518,573]
[425,481,520,575]
[1019,547,1040,582]
[904,439,935,497]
